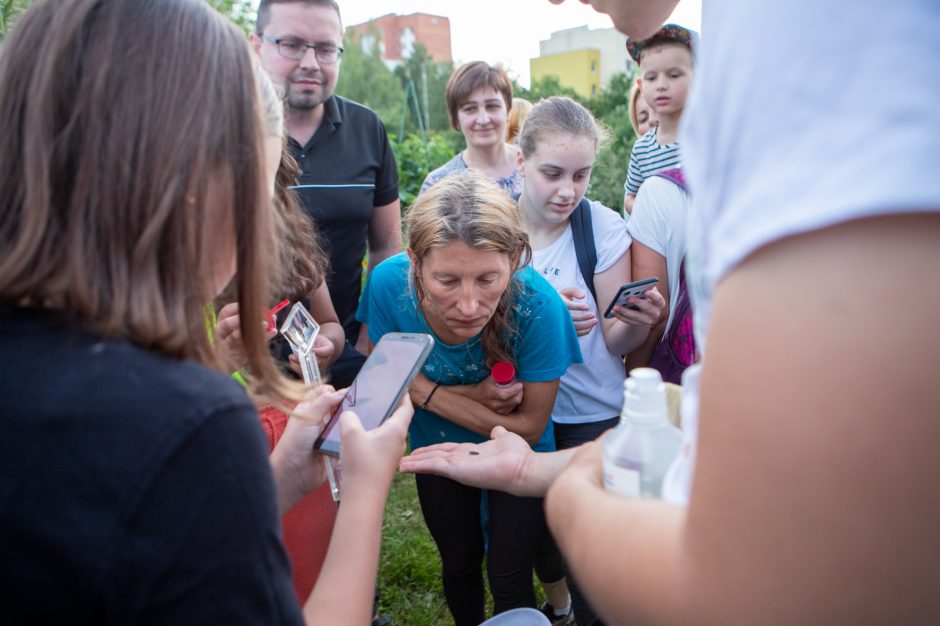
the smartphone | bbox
[603,277,659,319]
[313,332,434,456]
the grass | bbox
[376,470,548,626]
[377,471,453,625]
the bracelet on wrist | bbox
[420,383,441,409]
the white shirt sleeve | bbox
[627,176,687,258]
[589,200,631,275]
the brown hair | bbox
[445,61,513,132]
[256,0,342,35]
[518,96,608,159]
[406,171,531,366]
[0,0,291,399]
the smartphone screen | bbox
[314,333,433,456]
[604,277,659,319]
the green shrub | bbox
[390,132,463,210]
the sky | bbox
[338,0,702,87]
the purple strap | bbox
[652,168,688,193]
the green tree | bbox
[207,0,255,34]
[390,133,457,209]
[585,72,637,212]
[335,29,405,133]
[0,0,30,40]
[394,43,453,134]
[514,75,583,105]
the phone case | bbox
[603,277,659,319]
[314,332,434,456]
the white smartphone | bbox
[313,332,434,457]
[603,277,659,319]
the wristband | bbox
[420,383,441,410]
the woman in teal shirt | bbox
[358,171,581,625]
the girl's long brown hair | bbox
[0,0,292,400]
[406,171,531,366]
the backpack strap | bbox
[652,168,689,193]
[569,197,598,304]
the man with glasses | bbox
[252,0,402,391]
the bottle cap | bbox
[491,361,516,386]
[622,367,668,424]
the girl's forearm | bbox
[604,319,651,357]
[302,486,388,626]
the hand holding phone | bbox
[314,332,434,456]
[603,277,660,319]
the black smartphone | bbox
[603,277,660,319]
[313,332,434,456]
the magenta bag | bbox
[647,169,697,384]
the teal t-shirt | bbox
[356,252,582,452]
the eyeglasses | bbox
[260,35,344,64]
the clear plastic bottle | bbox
[603,368,682,499]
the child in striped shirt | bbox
[623,24,695,215]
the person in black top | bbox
[0,1,411,624]
[252,0,403,388]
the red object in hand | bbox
[264,299,290,332]
[491,361,516,386]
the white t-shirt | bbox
[663,0,940,506]
[627,176,691,333]
[530,201,631,424]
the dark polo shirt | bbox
[287,95,399,338]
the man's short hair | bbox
[445,62,514,131]
[255,0,342,35]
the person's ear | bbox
[516,147,525,175]
[249,32,263,56]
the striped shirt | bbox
[623,127,682,195]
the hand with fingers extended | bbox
[400,425,534,495]
[608,285,666,327]
[560,286,598,337]
[214,302,277,374]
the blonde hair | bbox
[518,96,608,159]
[406,171,531,366]
[628,81,645,137]
[507,97,533,144]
